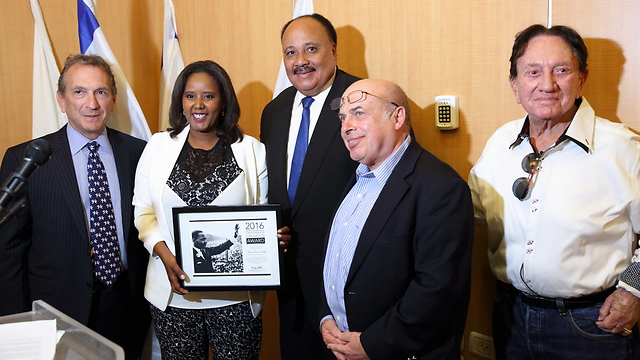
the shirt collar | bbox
[356,135,412,185]
[509,97,593,153]
[67,125,112,155]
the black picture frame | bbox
[172,204,283,291]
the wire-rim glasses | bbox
[330,90,399,111]
[512,152,541,200]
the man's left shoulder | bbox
[594,117,640,145]
[335,69,361,88]
[107,128,147,152]
[407,142,463,181]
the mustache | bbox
[293,65,315,75]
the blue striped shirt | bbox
[323,135,411,331]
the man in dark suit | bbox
[0,54,149,359]
[320,79,474,360]
[260,13,360,360]
[192,230,234,273]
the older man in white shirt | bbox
[469,24,640,360]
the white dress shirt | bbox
[469,97,640,298]
[286,69,337,186]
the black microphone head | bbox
[26,139,52,166]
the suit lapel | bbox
[270,89,296,207]
[346,141,421,284]
[48,126,90,239]
[108,129,133,242]
[292,70,348,214]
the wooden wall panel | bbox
[1,1,639,359]
[97,1,162,131]
[0,0,162,155]
[554,1,640,132]
[175,1,291,139]
[39,0,78,63]
[0,1,34,155]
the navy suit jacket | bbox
[260,69,360,321]
[321,139,474,360]
[0,125,148,331]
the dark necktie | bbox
[288,96,314,205]
[87,141,121,286]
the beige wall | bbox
[1,1,639,359]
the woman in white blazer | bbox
[133,61,271,360]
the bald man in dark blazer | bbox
[320,79,474,360]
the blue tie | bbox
[87,141,121,286]
[288,96,314,205]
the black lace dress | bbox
[167,138,242,205]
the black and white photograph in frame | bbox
[191,225,243,274]
[173,204,283,291]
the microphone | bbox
[0,139,51,212]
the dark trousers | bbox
[279,295,334,360]
[88,271,145,360]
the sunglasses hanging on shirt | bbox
[512,152,541,200]
[511,137,568,201]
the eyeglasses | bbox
[512,152,541,200]
[330,90,399,111]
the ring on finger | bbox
[621,328,633,336]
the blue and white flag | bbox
[77,0,151,141]
[158,0,184,132]
[272,0,314,98]
[31,0,67,138]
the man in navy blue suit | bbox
[260,14,360,359]
[0,54,149,359]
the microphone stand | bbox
[0,196,27,228]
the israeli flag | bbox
[31,0,67,138]
[78,0,151,141]
[158,0,185,132]
[272,0,314,98]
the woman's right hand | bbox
[153,241,189,295]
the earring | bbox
[221,108,225,117]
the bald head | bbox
[348,79,410,124]
[337,79,410,170]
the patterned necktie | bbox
[87,141,121,286]
[288,96,314,205]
